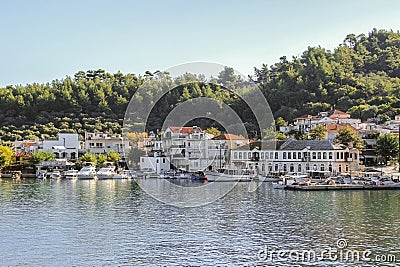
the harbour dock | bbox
[284,184,400,191]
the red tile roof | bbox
[212,134,247,140]
[168,126,203,134]
[329,109,350,119]
[326,123,357,133]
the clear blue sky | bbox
[1,0,400,86]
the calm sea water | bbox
[0,179,399,266]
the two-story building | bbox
[84,132,130,155]
[231,139,359,176]
[162,126,212,171]
[42,133,80,161]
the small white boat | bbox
[272,173,306,189]
[77,166,97,180]
[50,170,62,179]
[64,170,78,179]
[272,182,286,189]
[114,170,131,179]
[97,167,116,179]
[205,168,257,182]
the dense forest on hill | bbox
[0,28,399,141]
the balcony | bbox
[172,154,185,158]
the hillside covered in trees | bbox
[0,28,399,141]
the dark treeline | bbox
[254,28,400,122]
[1,28,400,141]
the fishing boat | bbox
[205,168,257,182]
[190,171,207,181]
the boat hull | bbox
[205,172,253,182]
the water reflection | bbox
[0,179,399,266]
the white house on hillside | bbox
[42,133,79,161]
[84,132,130,155]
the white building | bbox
[162,126,212,172]
[42,133,79,161]
[231,139,359,176]
[139,152,170,174]
[84,132,130,155]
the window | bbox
[354,153,358,160]
[283,164,287,172]
[336,152,340,159]
[239,152,242,159]
[234,152,238,159]
[261,152,264,160]
[293,152,296,159]
[141,158,144,162]
[323,152,327,159]
[329,152,333,159]
[283,152,287,159]
[312,152,316,159]
[248,152,252,159]
[270,152,274,159]
[298,152,302,159]
[244,153,247,159]
[275,152,278,160]
[317,152,321,159]
[298,164,302,172]
[288,152,291,159]
[321,164,325,171]
[265,152,269,160]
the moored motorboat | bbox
[64,169,78,179]
[50,170,62,179]
[97,167,116,179]
[113,170,131,179]
[205,168,257,182]
[77,165,97,180]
